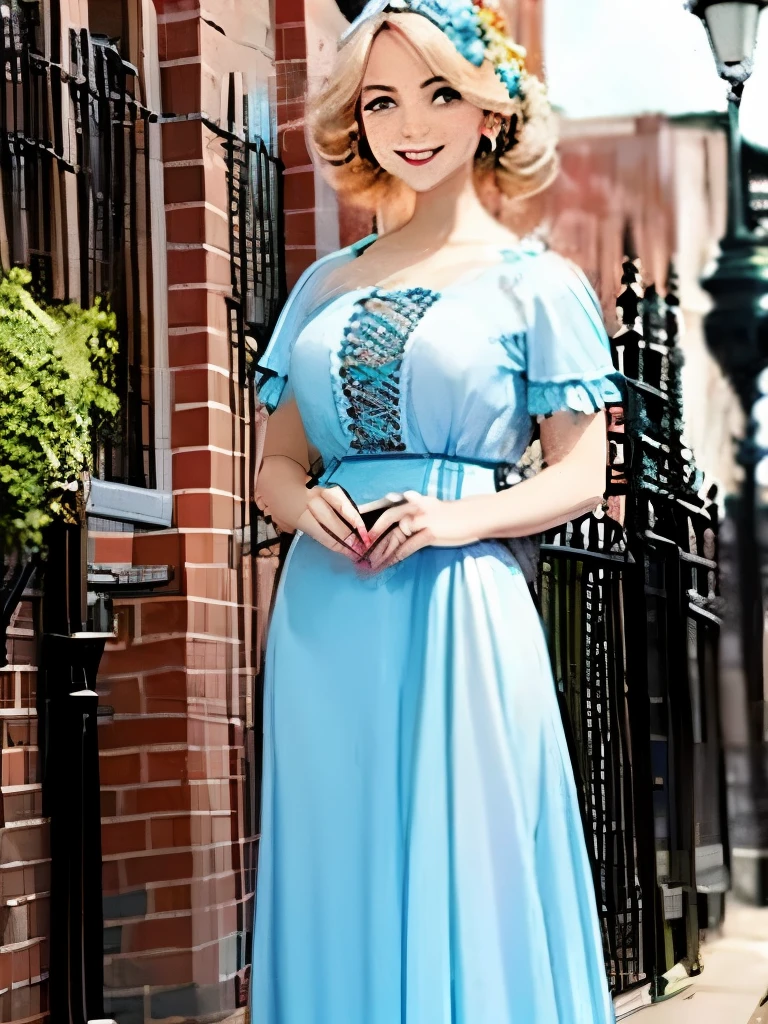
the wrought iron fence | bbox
[219,79,286,989]
[0,0,158,487]
[540,252,727,997]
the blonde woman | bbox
[252,2,621,1021]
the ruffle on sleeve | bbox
[254,371,288,413]
[519,249,625,422]
[527,371,625,419]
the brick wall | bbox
[92,1,276,1018]
[0,650,49,1024]
[276,0,318,285]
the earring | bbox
[484,113,499,153]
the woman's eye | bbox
[363,96,395,112]
[433,87,462,105]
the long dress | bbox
[250,233,623,1024]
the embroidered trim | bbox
[528,373,625,419]
[336,287,440,453]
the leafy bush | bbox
[0,268,119,552]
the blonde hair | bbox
[305,12,559,213]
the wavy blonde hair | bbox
[305,11,559,213]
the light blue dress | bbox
[251,234,622,1024]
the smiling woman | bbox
[250,4,622,1023]
[305,6,558,211]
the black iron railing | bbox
[0,0,158,487]
[540,250,726,997]
[218,77,286,991]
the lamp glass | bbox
[704,2,762,64]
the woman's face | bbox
[359,25,487,192]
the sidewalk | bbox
[624,901,768,1023]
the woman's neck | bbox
[380,162,505,248]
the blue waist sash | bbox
[316,452,516,505]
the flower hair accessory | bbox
[339,0,528,101]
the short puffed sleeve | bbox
[253,259,324,413]
[517,250,625,421]
[254,234,379,412]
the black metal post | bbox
[41,631,111,1024]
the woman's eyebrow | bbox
[361,75,448,94]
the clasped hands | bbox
[296,484,482,575]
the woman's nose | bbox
[400,121,430,141]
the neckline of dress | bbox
[307,237,542,324]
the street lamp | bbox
[687,0,767,239]
[686,0,768,905]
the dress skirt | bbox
[250,457,615,1024]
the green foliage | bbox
[0,268,119,553]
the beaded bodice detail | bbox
[337,287,440,453]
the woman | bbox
[252,2,622,1021]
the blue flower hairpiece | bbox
[339,0,527,102]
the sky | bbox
[544,0,768,149]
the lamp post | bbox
[686,0,768,904]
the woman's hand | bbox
[363,491,480,573]
[296,486,372,562]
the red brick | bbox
[128,782,189,815]
[285,209,316,247]
[286,247,316,289]
[147,748,188,783]
[173,367,231,407]
[100,715,187,750]
[150,814,192,850]
[167,247,232,288]
[280,127,311,170]
[275,0,305,22]
[144,671,187,714]
[181,532,231,564]
[283,170,315,211]
[174,492,236,531]
[158,17,200,62]
[166,204,205,244]
[100,752,142,787]
[101,789,117,817]
[174,449,235,492]
[162,119,204,161]
[102,819,146,857]
[132,532,183,568]
[280,25,309,61]
[141,599,188,637]
[168,327,230,369]
[164,164,205,205]
[122,915,193,953]
[172,406,234,449]
[123,849,194,887]
[165,205,231,252]
[89,534,134,565]
[161,62,202,117]
[99,676,142,715]
[276,98,307,125]
[168,287,229,332]
[152,880,192,913]
[100,636,188,676]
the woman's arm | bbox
[469,409,608,540]
[255,397,370,558]
[254,398,313,532]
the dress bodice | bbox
[255,237,623,471]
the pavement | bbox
[617,900,768,1023]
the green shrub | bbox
[0,268,119,553]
